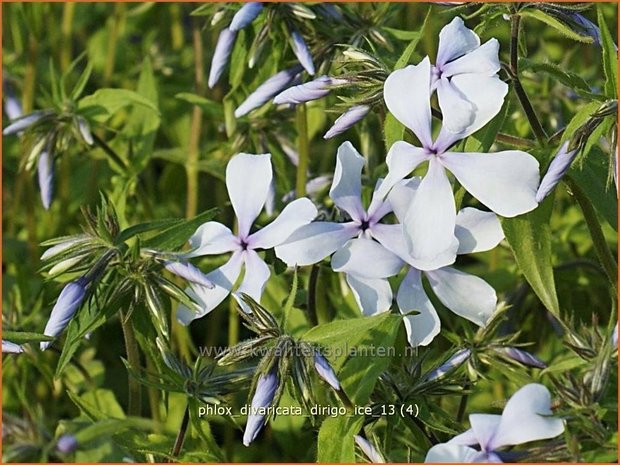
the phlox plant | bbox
[1,2,618,464]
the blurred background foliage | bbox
[2,2,618,463]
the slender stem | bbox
[171,405,190,458]
[335,387,354,410]
[306,265,319,326]
[103,3,125,85]
[456,386,469,423]
[60,2,75,71]
[566,178,618,292]
[295,103,309,198]
[170,4,184,51]
[92,133,128,170]
[145,354,162,430]
[509,14,547,146]
[185,20,205,219]
[120,311,142,417]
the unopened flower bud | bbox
[2,340,24,354]
[208,28,237,88]
[235,66,303,118]
[76,116,93,145]
[56,434,78,454]
[243,369,278,446]
[313,353,340,390]
[41,278,88,350]
[290,29,315,75]
[494,347,546,369]
[229,2,263,32]
[273,76,346,105]
[37,151,54,210]
[323,105,371,139]
[3,111,47,135]
[425,348,471,381]
[535,141,578,203]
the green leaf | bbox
[67,389,126,420]
[392,7,430,70]
[142,208,218,251]
[518,58,590,92]
[69,62,94,101]
[520,10,594,43]
[303,312,402,404]
[597,5,617,98]
[569,146,618,230]
[317,415,364,462]
[78,88,160,122]
[74,418,154,444]
[2,331,53,344]
[175,92,221,113]
[116,218,186,244]
[383,112,405,152]
[501,196,560,316]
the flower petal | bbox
[275,222,358,266]
[434,75,508,152]
[425,444,480,463]
[436,77,475,135]
[425,266,496,327]
[2,340,24,354]
[37,150,54,210]
[345,273,393,316]
[227,153,273,238]
[385,177,422,222]
[436,17,480,68]
[375,143,429,201]
[249,198,317,249]
[440,150,540,217]
[229,2,263,32]
[469,414,503,450]
[187,221,239,257]
[332,238,403,278]
[176,252,244,325]
[442,39,500,77]
[235,66,303,118]
[490,383,565,450]
[403,157,458,270]
[455,208,504,254]
[329,141,366,221]
[208,28,237,88]
[323,105,370,139]
[396,268,441,347]
[384,58,433,148]
[234,250,271,309]
[290,29,315,75]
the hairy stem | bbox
[295,103,309,197]
[120,312,142,417]
[171,405,190,458]
[509,14,547,146]
[92,133,128,171]
[185,20,205,219]
[306,265,320,326]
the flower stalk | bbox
[296,103,310,198]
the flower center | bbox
[240,239,249,251]
[360,219,370,231]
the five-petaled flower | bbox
[176,153,317,324]
[425,383,565,463]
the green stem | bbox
[185,20,205,219]
[120,311,142,417]
[60,2,75,71]
[171,405,190,458]
[295,103,309,197]
[566,178,618,292]
[306,265,319,326]
[509,14,547,146]
[92,133,128,171]
[103,3,125,85]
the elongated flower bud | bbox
[570,13,602,46]
[56,435,78,453]
[535,142,578,203]
[41,236,90,261]
[323,105,371,139]
[229,2,263,32]
[164,260,215,289]
[425,348,471,381]
[273,76,346,105]
[41,278,88,350]
[37,150,54,210]
[48,256,83,278]
[3,111,46,135]
[354,435,385,463]
[235,65,303,118]
[243,370,278,446]
[2,340,24,354]
[208,28,237,89]
[612,324,618,348]
[77,116,94,145]
[494,347,546,369]
[290,29,315,75]
[314,353,340,390]
[4,95,22,121]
